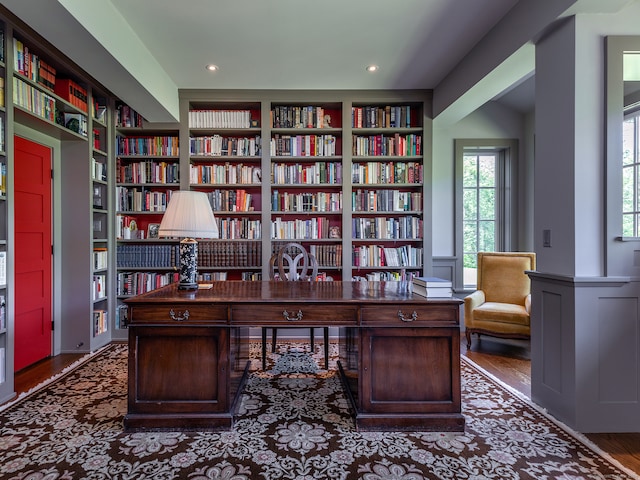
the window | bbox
[463,151,501,286]
[455,140,517,289]
[622,111,640,236]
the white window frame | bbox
[455,139,517,289]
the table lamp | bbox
[158,190,219,290]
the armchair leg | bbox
[465,330,472,349]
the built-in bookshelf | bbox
[114,102,181,330]
[91,94,110,338]
[0,20,7,398]
[188,102,264,280]
[269,102,344,280]
[350,102,425,281]
[0,6,119,403]
[162,92,432,283]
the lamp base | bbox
[178,281,199,290]
[178,238,199,290]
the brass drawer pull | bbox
[398,309,418,322]
[283,309,303,322]
[169,309,190,322]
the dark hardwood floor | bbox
[5,337,640,476]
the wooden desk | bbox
[124,281,464,432]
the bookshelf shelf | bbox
[13,105,87,141]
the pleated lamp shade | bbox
[158,190,219,239]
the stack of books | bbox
[412,276,453,298]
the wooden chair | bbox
[262,242,329,369]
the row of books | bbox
[0,295,5,331]
[352,244,423,268]
[197,240,262,267]
[270,134,338,157]
[411,276,453,298]
[189,109,254,129]
[93,248,108,271]
[271,217,336,240]
[190,163,261,185]
[200,272,228,282]
[190,135,261,157]
[116,104,145,128]
[271,162,343,185]
[13,37,57,92]
[309,244,343,267]
[352,105,415,129]
[206,189,255,213]
[63,113,88,137]
[353,270,415,282]
[272,190,342,213]
[116,304,129,329]
[117,272,178,296]
[93,128,102,150]
[117,244,179,268]
[91,157,107,182]
[0,251,6,285]
[0,347,4,383]
[93,274,106,301]
[352,189,422,213]
[217,218,262,239]
[116,160,180,184]
[271,105,331,129]
[115,135,179,156]
[93,310,108,336]
[0,77,4,109]
[0,163,6,196]
[13,77,55,122]
[55,78,88,113]
[352,161,423,185]
[116,187,174,213]
[352,216,423,240]
[352,134,422,157]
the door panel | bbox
[14,136,52,371]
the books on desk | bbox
[412,276,452,298]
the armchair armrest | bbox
[525,294,531,314]
[464,290,485,326]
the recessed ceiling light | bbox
[366,65,379,73]
[206,64,219,72]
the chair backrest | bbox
[477,251,536,305]
[269,242,319,281]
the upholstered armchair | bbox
[464,251,536,349]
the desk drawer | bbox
[361,304,459,326]
[128,304,228,324]
[232,304,358,326]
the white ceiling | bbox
[105,0,519,91]
[0,0,634,122]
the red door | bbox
[14,136,53,371]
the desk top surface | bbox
[125,280,462,305]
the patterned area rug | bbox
[0,342,638,480]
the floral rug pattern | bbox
[0,342,637,479]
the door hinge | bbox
[51,320,55,331]
[51,245,54,255]
[51,169,53,179]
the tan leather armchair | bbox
[464,251,536,349]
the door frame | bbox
[13,125,62,356]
